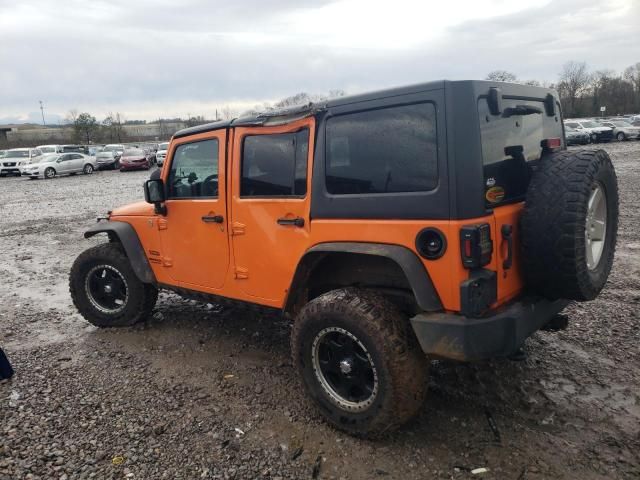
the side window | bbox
[241,129,309,197]
[168,139,219,199]
[325,103,438,194]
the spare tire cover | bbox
[521,149,618,301]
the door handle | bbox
[277,217,305,227]
[202,214,224,224]
[501,224,513,270]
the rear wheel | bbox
[44,167,56,179]
[522,149,618,301]
[70,243,157,327]
[292,288,428,437]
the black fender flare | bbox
[84,221,156,284]
[285,242,443,314]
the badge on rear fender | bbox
[486,186,505,203]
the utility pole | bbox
[39,100,46,125]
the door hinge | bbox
[232,221,246,236]
[234,267,249,279]
[157,218,168,230]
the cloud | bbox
[0,0,638,123]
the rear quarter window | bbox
[325,103,438,194]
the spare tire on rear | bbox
[521,149,618,301]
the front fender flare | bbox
[84,221,156,284]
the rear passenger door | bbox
[230,117,314,304]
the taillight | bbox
[542,137,562,150]
[460,224,493,268]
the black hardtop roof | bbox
[172,79,556,139]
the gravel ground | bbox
[1,142,639,480]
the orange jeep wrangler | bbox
[70,80,618,436]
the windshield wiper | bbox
[503,105,543,117]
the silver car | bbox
[598,120,640,141]
[21,153,97,179]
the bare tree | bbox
[66,109,79,125]
[220,105,236,120]
[485,70,518,83]
[558,61,590,117]
[623,62,640,109]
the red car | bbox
[119,148,151,171]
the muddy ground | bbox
[1,142,639,480]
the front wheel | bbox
[69,243,158,327]
[616,132,626,141]
[292,288,428,437]
[44,167,56,179]
[83,164,94,174]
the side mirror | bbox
[144,178,167,215]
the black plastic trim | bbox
[415,228,447,260]
[410,297,570,361]
[84,221,156,284]
[284,242,443,313]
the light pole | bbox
[39,100,46,125]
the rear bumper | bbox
[410,297,569,361]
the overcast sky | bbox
[1,0,638,124]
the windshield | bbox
[5,150,29,158]
[39,146,56,153]
[103,145,123,152]
[123,149,144,156]
[613,121,632,127]
[159,143,169,150]
[580,121,600,128]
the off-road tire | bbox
[292,288,428,437]
[70,243,158,327]
[521,149,618,301]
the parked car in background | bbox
[564,119,613,143]
[1,148,43,176]
[565,125,590,145]
[21,152,96,179]
[119,148,151,171]
[95,144,125,170]
[36,144,63,155]
[156,142,169,166]
[597,119,640,141]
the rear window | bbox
[325,103,438,194]
[479,97,561,207]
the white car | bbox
[564,120,614,143]
[156,142,169,166]
[36,144,63,155]
[1,148,43,176]
[21,152,96,179]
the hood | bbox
[110,201,154,217]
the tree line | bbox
[486,61,640,118]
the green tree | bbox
[74,112,98,144]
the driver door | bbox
[159,130,230,290]
[56,154,73,173]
